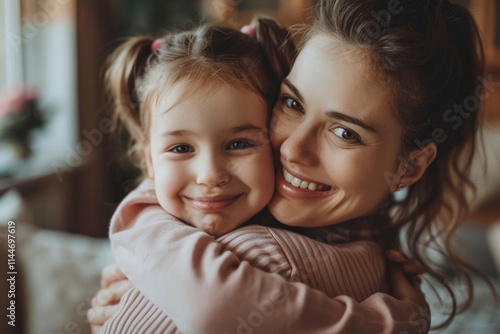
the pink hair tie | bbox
[151,38,164,52]
[240,25,256,37]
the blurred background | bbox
[0,0,499,333]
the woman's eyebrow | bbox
[325,111,377,133]
[283,78,377,133]
[283,78,304,103]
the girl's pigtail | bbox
[253,18,296,83]
[105,36,154,145]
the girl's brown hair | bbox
[312,0,495,328]
[105,18,295,174]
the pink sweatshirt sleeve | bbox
[110,181,430,334]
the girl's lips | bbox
[275,168,337,199]
[186,194,242,212]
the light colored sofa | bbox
[0,190,113,334]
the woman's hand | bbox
[87,264,133,333]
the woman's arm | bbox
[87,264,132,332]
[110,189,429,333]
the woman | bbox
[90,0,489,332]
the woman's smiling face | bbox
[268,34,404,227]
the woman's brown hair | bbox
[312,0,495,328]
[105,18,295,175]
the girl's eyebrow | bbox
[283,78,377,134]
[161,130,196,138]
[230,124,266,133]
[161,124,264,138]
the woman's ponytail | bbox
[253,17,296,84]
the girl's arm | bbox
[110,184,429,334]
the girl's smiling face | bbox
[268,34,403,227]
[147,82,275,237]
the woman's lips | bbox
[282,168,332,191]
[186,194,242,212]
[275,168,337,199]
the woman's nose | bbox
[279,123,318,166]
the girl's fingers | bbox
[385,249,407,263]
[402,261,425,275]
[101,264,127,288]
[390,267,427,308]
[386,249,425,275]
[411,274,423,288]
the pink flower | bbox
[0,87,37,122]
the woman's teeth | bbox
[282,168,331,191]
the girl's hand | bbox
[87,264,133,332]
[390,266,428,309]
[385,249,425,287]
[386,250,427,309]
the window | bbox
[0,0,78,183]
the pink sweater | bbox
[105,180,430,333]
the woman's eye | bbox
[169,145,194,153]
[282,96,303,111]
[332,127,360,143]
[228,140,253,150]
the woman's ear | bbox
[398,143,437,189]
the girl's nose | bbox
[196,171,230,187]
[195,155,230,187]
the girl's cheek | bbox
[269,114,289,150]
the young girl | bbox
[96,17,426,334]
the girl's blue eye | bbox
[169,145,194,153]
[228,140,252,150]
[332,127,360,143]
[282,97,303,111]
